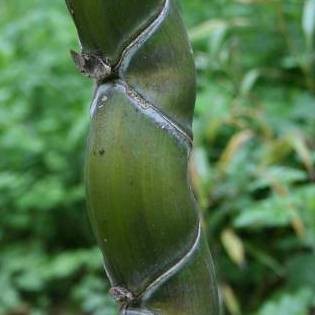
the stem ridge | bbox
[120,221,201,313]
[118,80,193,148]
[114,0,170,73]
[139,221,201,301]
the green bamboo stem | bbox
[65,0,220,314]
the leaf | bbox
[218,130,253,172]
[189,18,249,42]
[302,0,315,49]
[0,273,21,312]
[233,196,296,229]
[189,20,228,42]
[256,288,314,315]
[251,166,307,191]
[295,186,315,248]
[190,148,212,208]
[240,69,260,96]
[45,249,102,280]
[289,131,314,175]
[16,177,65,210]
[222,284,242,315]
[221,228,246,267]
[245,242,284,276]
[73,275,117,315]
[286,254,315,292]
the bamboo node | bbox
[109,286,135,304]
[70,50,111,82]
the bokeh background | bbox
[1,0,315,314]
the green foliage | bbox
[0,0,314,314]
[256,288,315,315]
[0,0,115,314]
[185,0,315,314]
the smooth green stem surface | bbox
[65,0,220,314]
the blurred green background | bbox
[1,0,315,314]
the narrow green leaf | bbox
[234,196,295,229]
[302,0,315,49]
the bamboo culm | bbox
[65,0,220,314]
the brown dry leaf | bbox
[221,228,246,267]
[218,129,253,172]
[221,283,242,315]
[289,132,314,176]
